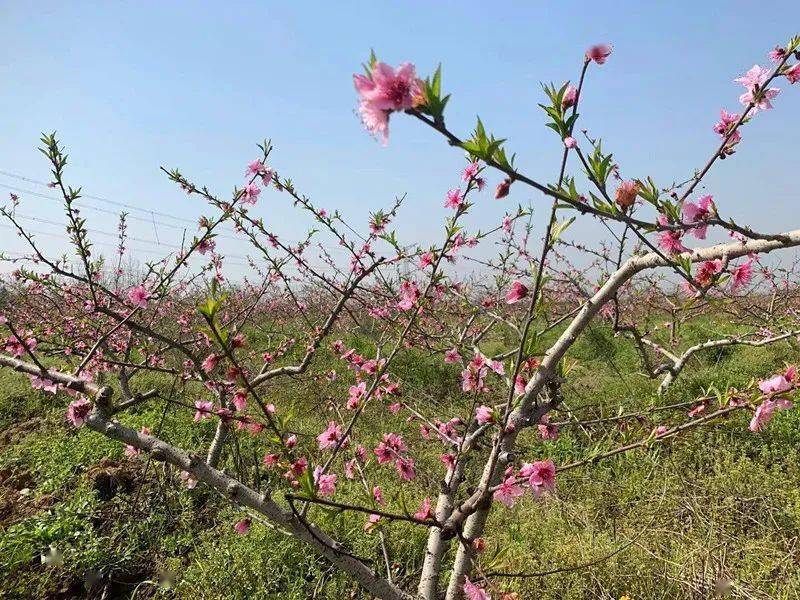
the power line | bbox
[8,210,252,260]
[0,223,253,268]
[0,178,348,254]
[0,217,345,274]
[0,181,244,240]
[0,169,358,276]
[0,182,189,231]
[0,169,198,225]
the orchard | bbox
[2,34,800,600]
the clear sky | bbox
[1,1,798,277]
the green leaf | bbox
[475,117,486,141]
[431,64,442,97]
[549,216,576,245]
[298,468,316,498]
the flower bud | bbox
[495,178,512,199]
[614,180,639,211]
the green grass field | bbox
[1,316,799,599]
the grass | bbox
[1,315,799,599]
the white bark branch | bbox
[0,354,410,600]
[442,229,800,598]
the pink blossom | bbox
[127,285,150,309]
[461,364,485,393]
[364,513,381,532]
[289,456,308,476]
[713,109,741,146]
[372,485,384,505]
[419,251,434,269]
[375,433,405,464]
[29,375,58,394]
[395,456,416,480]
[614,180,638,210]
[397,280,420,311]
[263,453,279,467]
[495,178,511,199]
[487,358,505,376]
[682,195,715,239]
[562,84,578,108]
[66,397,92,428]
[5,334,38,358]
[285,434,298,448]
[750,398,793,432]
[444,188,464,210]
[734,64,771,89]
[740,85,780,111]
[194,400,213,422]
[347,381,367,409]
[688,403,706,417]
[693,260,723,288]
[656,215,688,255]
[681,280,700,298]
[520,459,556,491]
[440,453,455,470]
[357,101,390,144]
[355,62,422,111]
[246,159,266,176]
[353,61,423,144]
[537,415,559,440]
[586,44,612,64]
[735,65,780,112]
[462,162,480,182]
[232,390,247,412]
[654,425,669,437]
[493,476,525,507]
[769,47,787,62]
[234,518,251,535]
[759,374,793,395]
[414,497,433,521]
[475,405,496,425]
[241,182,261,205]
[731,258,754,292]
[197,238,216,255]
[4,332,37,357]
[785,63,800,85]
[505,280,529,304]
[563,136,577,149]
[201,353,219,373]
[317,421,343,450]
[463,578,491,600]
[345,458,357,479]
[444,348,461,364]
[363,360,380,376]
[313,466,337,497]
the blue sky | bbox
[1,2,798,276]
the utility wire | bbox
[0,223,252,268]
[0,169,198,225]
[0,178,347,254]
